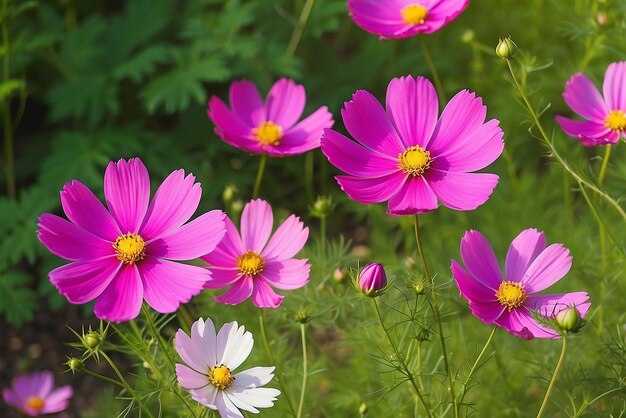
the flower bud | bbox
[414,281,426,295]
[332,268,346,284]
[222,184,237,204]
[461,29,475,44]
[294,310,311,324]
[496,36,518,59]
[84,331,101,350]
[66,357,83,373]
[358,263,387,297]
[555,306,582,333]
[359,402,368,415]
[309,196,335,218]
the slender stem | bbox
[258,312,298,416]
[252,154,267,199]
[286,0,316,57]
[142,305,176,370]
[413,215,457,417]
[296,324,308,418]
[596,145,611,271]
[2,0,15,198]
[536,336,567,418]
[82,368,125,388]
[372,298,432,417]
[304,152,314,202]
[419,37,445,103]
[458,328,496,406]
[597,145,611,187]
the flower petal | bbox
[148,210,226,260]
[563,73,609,121]
[260,259,310,290]
[426,170,498,211]
[459,230,503,289]
[555,116,618,146]
[251,279,284,308]
[175,328,209,373]
[219,323,253,371]
[202,216,244,267]
[49,258,121,304]
[208,96,258,148]
[229,80,265,127]
[347,0,408,38]
[204,268,241,289]
[226,387,280,412]
[387,176,438,215]
[94,264,143,322]
[526,292,590,318]
[603,61,626,111]
[521,243,572,293]
[37,214,112,261]
[386,76,439,148]
[240,199,273,253]
[335,172,407,204]
[175,364,209,390]
[232,367,276,388]
[451,260,497,303]
[189,385,218,409]
[505,228,547,282]
[139,169,202,240]
[262,215,308,261]
[512,308,559,339]
[60,180,120,240]
[265,78,305,129]
[104,158,150,233]
[275,106,334,156]
[214,276,254,305]
[192,318,217,367]
[214,391,244,418]
[493,310,535,340]
[41,387,73,414]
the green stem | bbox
[536,336,567,418]
[258,312,298,416]
[458,328,496,406]
[252,154,267,199]
[597,145,611,187]
[2,0,15,198]
[413,215,457,417]
[296,323,308,418]
[142,305,176,370]
[82,368,125,388]
[286,0,316,57]
[419,37,445,103]
[372,298,432,418]
[595,145,611,270]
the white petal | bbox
[225,391,260,414]
[189,384,218,409]
[233,367,275,388]
[227,386,281,409]
[215,321,238,365]
[193,318,217,366]
[221,326,253,371]
[175,329,208,372]
[215,391,244,418]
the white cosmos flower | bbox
[174,318,281,417]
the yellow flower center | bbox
[113,233,146,264]
[398,146,432,176]
[253,121,283,146]
[495,281,528,311]
[26,396,45,410]
[237,250,265,276]
[401,4,428,25]
[605,110,626,131]
[209,364,234,390]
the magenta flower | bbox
[347,0,470,40]
[321,75,504,215]
[451,229,590,339]
[359,262,387,296]
[37,158,226,322]
[2,371,72,416]
[556,61,626,146]
[202,199,310,308]
[208,78,334,157]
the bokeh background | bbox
[1,0,625,416]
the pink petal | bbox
[208,96,257,144]
[139,257,209,313]
[513,308,559,339]
[451,260,497,302]
[262,215,308,261]
[431,119,504,172]
[229,80,265,127]
[468,300,505,325]
[428,0,470,21]
[321,129,398,177]
[60,180,120,241]
[41,386,73,414]
[240,199,273,253]
[37,214,112,261]
[104,158,150,233]
[204,268,241,289]
[342,90,405,156]
[603,61,626,111]
[94,264,143,322]
[426,170,499,211]
[265,78,305,130]
[386,76,439,148]
[202,216,244,267]
[2,389,19,410]
[387,175,438,215]
[555,115,618,146]
[49,258,121,304]
[261,259,310,290]
[251,279,284,308]
[273,107,335,156]
[493,310,535,340]
[336,172,407,204]
[459,230,503,289]
[175,331,209,373]
[192,318,217,367]
[33,372,53,397]
[139,169,201,240]
[148,210,226,260]
[505,228,546,282]
[563,73,609,121]
[521,244,572,293]
[427,90,487,156]
[526,292,590,318]
[175,364,210,390]
[214,276,254,305]
[347,0,410,38]
[214,391,244,418]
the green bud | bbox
[461,29,475,44]
[294,310,311,324]
[555,306,582,333]
[309,196,335,218]
[222,184,238,204]
[496,36,518,59]
[84,331,101,350]
[414,281,426,295]
[66,357,83,373]
[416,327,431,342]
[359,402,368,415]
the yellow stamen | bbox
[401,4,428,25]
[113,233,146,264]
[253,121,283,146]
[605,110,626,131]
[209,364,235,390]
[26,396,45,410]
[398,146,432,176]
[495,281,527,311]
[237,250,265,276]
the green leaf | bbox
[0,269,36,326]
[0,79,25,101]
[113,44,170,83]
[59,16,106,73]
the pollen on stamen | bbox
[237,250,265,276]
[401,4,428,25]
[113,233,146,264]
[605,110,626,132]
[495,280,527,311]
[398,146,432,177]
[208,364,235,390]
[253,121,283,146]
[26,396,45,411]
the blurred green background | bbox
[1,0,625,416]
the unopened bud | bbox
[332,268,346,284]
[66,357,83,373]
[555,306,582,333]
[496,36,517,59]
[294,310,311,324]
[222,184,237,204]
[310,196,335,218]
[84,332,101,350]
[461,29,475,44]
[359,402,368,415]
[414,281,426,295]
[358,263,387,297]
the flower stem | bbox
[413,215,457,417]
[419,37,445,104]
[596,145,611,272]
[258,312,298,416]
[372,298,432,418]
[458,328,496,406]
[286,0,316,57]
[252,154,267,199]
[536,336,567,418]
[597,145,611,187]
[142,305,176,371]
[296,323,308,418]
[82,368,125,388]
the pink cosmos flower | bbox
[208,78,334,157]
[37,158,226,322]
[556,61,626,146]
[347,0,470,40]
[451,228,590,340]
[2,371,73,416]
[321,75,504,215]
[202,199,310,308]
